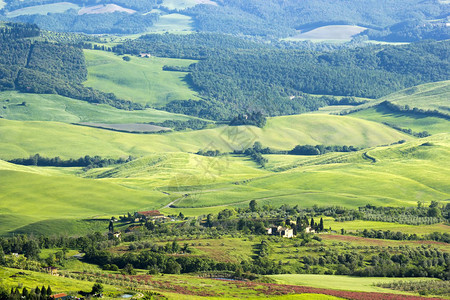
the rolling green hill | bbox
[0,114,409,160]
[1,132,447,235]
[83,50,200,107]
[0,91,197,123]
[347,81,450,116]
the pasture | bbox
[148,13,194,32]
[0,114,409,160]
[350,106,450,134]
[347,80,450,117]
[6,2,79,18]
[0,91,196,124]
[83,50,200,107]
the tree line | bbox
[8,154,134,169]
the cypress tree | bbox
[310,217,315,228]
[319,218,324,232]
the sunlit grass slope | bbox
[0,91,196,123]
[348,80,450,116]
[0,134,448,234]
[0,114,409,160]
[382,80,450,114]
[350,105,450,134]
[171,134,449,209]
[83,50,199,106]
[0,160,167,234]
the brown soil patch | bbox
[78,4,136,15]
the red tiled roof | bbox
[137,210,163,216]
[51,293,67,299]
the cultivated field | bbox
[78,4,136,15]
[83,50,200,106]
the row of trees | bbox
[1,286,53,300]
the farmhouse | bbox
[50,293,73,300]
[305,226,316,234]
[135,210,167,221]
[267,226,294,238]
[44,266,58,275]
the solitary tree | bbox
[319,218,324,232]
[310,217,315,228]
[108,219,114,233]
[249,200,258,212]
[91,283,103,295]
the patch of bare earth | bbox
[78,4,136,15]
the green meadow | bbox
[0,91,196,123]
[0,131,448,235]
[350,105,450,134]
[0,114,409,159]
[83,50,200,107]
[347,80,450,116]
[148,13,194,32]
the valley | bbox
[0,4,449,299]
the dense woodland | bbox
[0,23,141,110]
[1,0,447,41]
[116,34,449,119]
[11,11,158,35]
[185,0,448,40]
[2,0,158,12]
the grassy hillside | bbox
[350,106,450,135]
[0,161,166,235]
[382,80,450,114]
[0,114,409,160]
[0,91,197,123]
[347,80,450,117]
[149,13,194,32]
[170,134,449,210]
[83,50,200,107]
[0,133,448,234]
